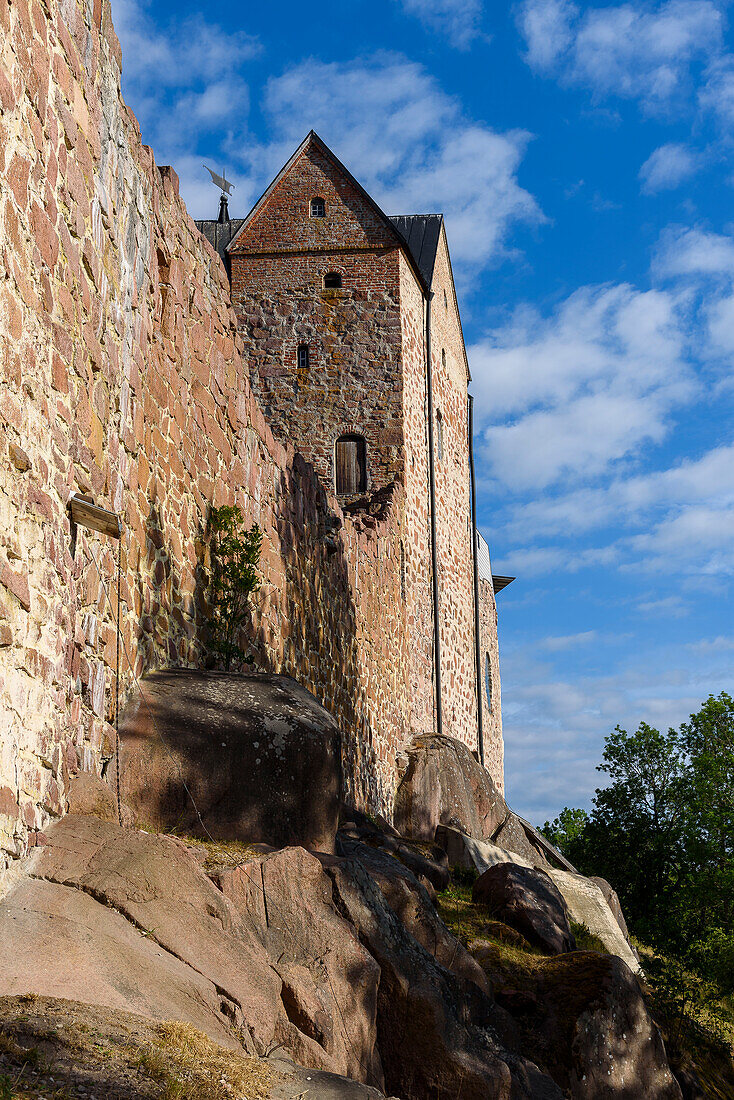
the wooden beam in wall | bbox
[69,495,123,539]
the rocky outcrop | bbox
[394,734,507,843]
[335,833,491,995]
[0,813,569,1098]
[340,807,450,894]
[117,669,342,852]
[473,863,577,955]
[325,856,561,1100]
[547,869,640,972]
[216,844,384,1085]
[470,948,682,1099]
[591,875,632,941]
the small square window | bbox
[310,197,325,218]
[324,272,342,289]
[297,344,310,369]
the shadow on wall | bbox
[122,456,390,818]
[255,453,386,813]
[135,500,209,677]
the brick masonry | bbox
[0,0,504,870]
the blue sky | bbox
[113,0,734,825]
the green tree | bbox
[679,693,734,938]
[541,806,590,865]
[207,505,262,671]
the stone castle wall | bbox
[427,228,483,752]
[0,0,409,868]
[478,576,504,793]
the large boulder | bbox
[473,863,576,955]
[493,813,551,869]
[547,869,640,972]
[591,876,631,941]
[394,734,507,843]
[117,669,341,852]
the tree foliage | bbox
[541,693,734,973]
[206,505,262,671]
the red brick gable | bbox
[229,137,400,256]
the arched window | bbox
[297,343,310,370]
[335,433,366,495]
[324,272,342,289]
[310,197,325,218]
[436,409,444,461]
[485,653,492,711]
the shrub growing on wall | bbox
[207,505,263,671]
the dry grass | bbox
[144,1020,276,1100]
[0,997,277,1100]
[171,835,265,872]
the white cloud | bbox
[640,143,701,192]
[540,630,598,651]
[260,55,543,270]
[518,0,724,115]
[471,282,692,489]
[397,0,484,48]
[113,0,260,212]
[518,0,577,71]
[699,54,734,123]
[637,594,688,615]
[654,225,734,278]
[501,442,734,539]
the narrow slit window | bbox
[310,197,325,218]
[297,344,310,370]
[335,433,366,495]
[400,541,406,602]
[436,410,444,461]
[324,272,342,289]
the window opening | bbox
[485,653,492,711]
[310,197,326,217]
[444,288,448,310]
[436,410,444,461]
[297,344,310,370]
[400,541,406,602]
[324,272,342,289]
[335,434,366,495]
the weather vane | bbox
[203,165,235,223]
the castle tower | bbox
[198,131,506,791]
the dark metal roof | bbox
[492,575,515,594]
[195,218,245,265]
[389,214,443,288]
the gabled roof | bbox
[389,215,443,288]
[224,130,430,294]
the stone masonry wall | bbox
[428,227,482,756]
[235,284,404,494]
[478,577,504,793]
[230,143,406,499]
[0,0,409,869]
